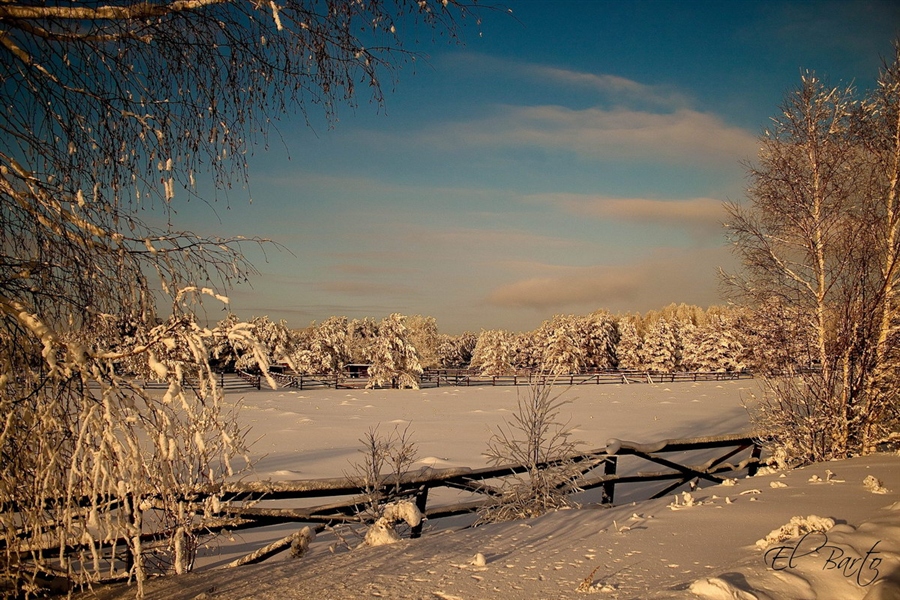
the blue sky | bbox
[186,0,900,334]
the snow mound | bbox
[381,499,423,528]
[364,519,401,547]
[689,576,762,599]
[363,500,423,547]
[755,515,835,550]
[290,526,315,559]
[863,475,890,494]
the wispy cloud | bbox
[446,53,690,109]
[319,280,417,297]
[485,246,736,314]
[420,105,757,167]
[424,54,758,166]
[526,193,727,241]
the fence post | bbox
[411,486,429,539]
[601,456,617,505]
[748,441,762,477]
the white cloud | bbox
[426,54,758,166]
[446,53,690,109]
[422,105,757,167]
[525,193,727,241]
[485,246,737,314]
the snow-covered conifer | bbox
[615,316,644,370]
[538,315,585,375]
[641,318,679,372]
[470,329,515,376]
[367,314,423,389]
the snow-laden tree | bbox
[579,310,618,370]
[291,316,352,374]
[209,313,243,371]
[436,331,477,368]
[232,316,294,372]
[640,318,680,373]
[0,0,483,592]
[470,329,515,376]
[367,314,423,389]
[314,316,352,373]
[725,47,900,461]
[348,317,379,364]
[536,315,585,375]
[404,315,440,369]
[615,315,644,370]
[681,312,746,372]
[511,331,541,371]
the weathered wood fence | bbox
[207,432,762,562]
[253,368,753,391]
[137,371,262,391]
[1,432,763,574]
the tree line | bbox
[193,301,819,386]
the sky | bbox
[181,0,900,335]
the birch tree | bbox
[0,0,482,593]
[725,45,900,462]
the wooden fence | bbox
[1,432,763,574]
[251,368,753,391]
[136,371,262,392]
[204,432,763,564]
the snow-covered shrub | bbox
[755,515,835,550]
[863,475,889,494]
[746,371,849,467]
[478,379,583,523]
[347,424,419,527]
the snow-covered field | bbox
[88,380,900,599]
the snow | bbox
[85,380,900,599]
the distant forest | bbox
[175,301,815,381]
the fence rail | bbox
[137,371,261,391]
[252,368,753,391]
[206,431,763,562]
[1,431,763,573]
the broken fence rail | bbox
[216,432,763,545]
[2,433,763,570]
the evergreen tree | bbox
[367,314,423,389]
[538,315,585,375]
[470,329,515,376]
[615,316,644,370]
[640,318,679,372]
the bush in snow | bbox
[478,379,583,523]
[347,424,419,531]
